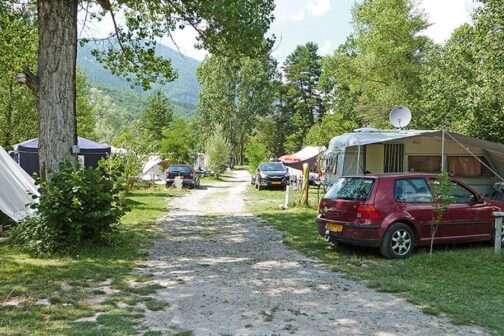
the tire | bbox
[380,223,415,259]
[257,183,262,191]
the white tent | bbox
[141,156,164,181]
[0,146,38,221]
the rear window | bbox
[168,165,192,173]
[325,177,375,201]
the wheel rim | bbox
[391,229,412,256]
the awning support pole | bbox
[356,145,361,175]
[441,129,446,173]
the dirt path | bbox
[141,170,488,335]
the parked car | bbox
[316,174,504,258]
[166,164,200,189]
[254,162,289,190]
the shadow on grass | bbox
[0,189,176,335]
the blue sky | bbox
[269,0,355,61]
[164,0,475,61]
[83,0,475,62]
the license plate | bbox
[271,181,281,185]
[327,223,343,233]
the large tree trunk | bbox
[37,0,78,179]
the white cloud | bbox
[162,28,208,61]
[307,0,332,17]
[319,40,335,55]
[275,0,332,22]
[419,0,474,43]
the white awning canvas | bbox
[0,146,38,222]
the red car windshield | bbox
[325,177,375,201]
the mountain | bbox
[78,41,201,117]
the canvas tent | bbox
[0,146,38,222]
[324,129,504,195]
[13,137,111,176]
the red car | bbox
[317,174,504,258]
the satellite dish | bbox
[389,106,412,129]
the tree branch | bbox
[109,7,126,53]
[164,0,205,38]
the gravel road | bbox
[141,170,488,336]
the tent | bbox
[279,146,326,171]
[13,137,111,176]
[0,146,38,222]
[141,156,170,181]
[324,128,504,195]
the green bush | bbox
[206,126,231,176]
[13,162,128,255]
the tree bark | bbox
[37,0,78,179]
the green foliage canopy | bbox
[197,53,275,163]
[160,118,195,163]
[141,91,174,143]
[245,136,269,173]
[0,4,37,147]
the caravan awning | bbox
[328,130,437,152]
[327,129,504,179]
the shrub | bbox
[13,162,128,255]
[206,127,230,176]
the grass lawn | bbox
[245,185,504,335]
[0,186,184,336]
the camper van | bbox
[323,128,504,196]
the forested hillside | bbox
[78,41,200,117]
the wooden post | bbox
[493,212,503,255]
[301,163,310,207]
